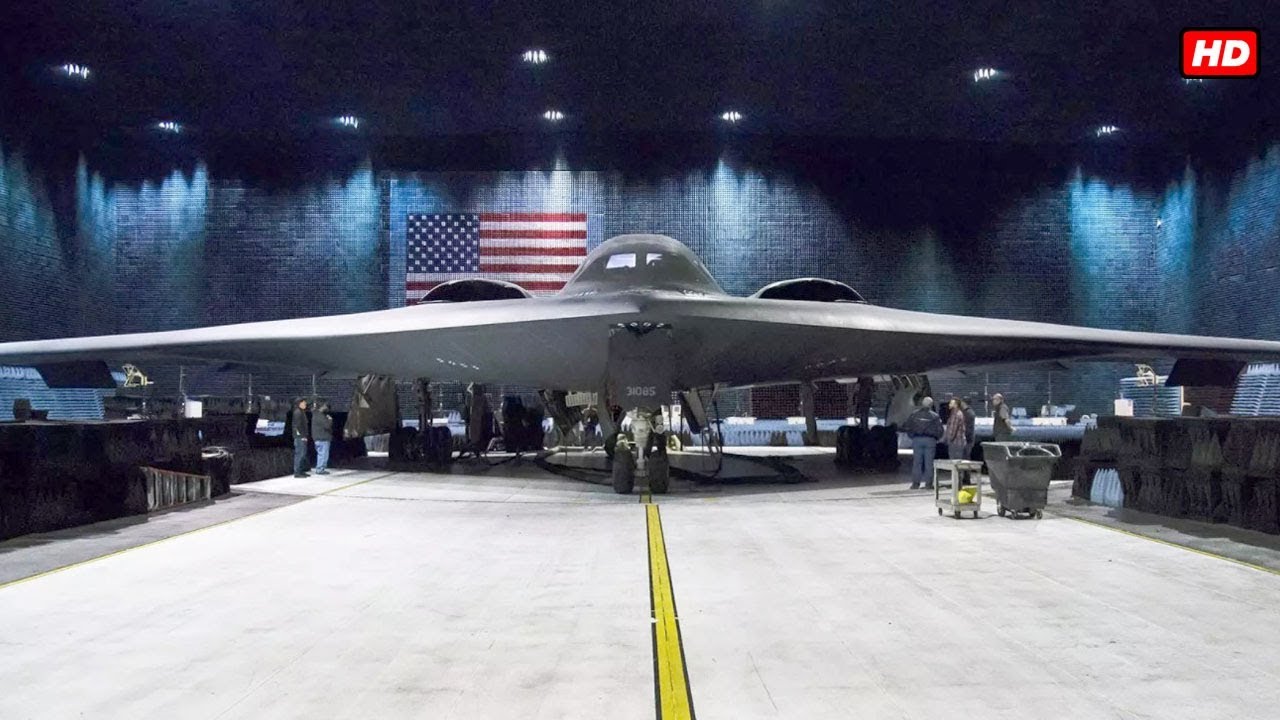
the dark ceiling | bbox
[1,0,1275,146]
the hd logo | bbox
[1182,28,1258,78]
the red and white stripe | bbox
[406,212,587,301]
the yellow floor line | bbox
[641,492,652,505]
[646,503,695,720]
[319,472,395,496]
[1060,514,1280,577]
[0,472,397,591]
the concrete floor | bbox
[2,452,1280,719]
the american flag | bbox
[405,212,588,301]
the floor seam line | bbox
[1054,512,1280,577]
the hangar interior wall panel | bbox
[1177,148,1280,340]
[750,382,849,420]
[0,148,116,343]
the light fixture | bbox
[522,49,550,65]
[720,110,743,124]
[60,63,91,80]
[1183,78,1206,84]
[543,109,564,122]
[155,121,182,134]
[972,67,1000,82]
[336,115,360,129]
[1095,125,1120,137]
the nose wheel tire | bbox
[648,452,670,494]
[612,447,636,494]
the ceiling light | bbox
[336,115,360,129]
[1183,78,1206,84]
[543,109,564,122]
[1095,125,1120,137]
[60,63,91,80]
[155,121,182,134]
[522,49,549,65]
[972,67,1000,82]
[720,110,743,124]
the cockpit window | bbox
[564,240,725,295]
[606,253,637,269]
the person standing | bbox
[939,394,954,426]
[904,396,944,490]
[962,397,978,459]
[311,401,333,475]
[291,398,310,478]
[943,397,968,462]
[582,405,600,450]
[992,393,1015,441]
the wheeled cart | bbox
[934,459,985,519]
[982,442,1061,519]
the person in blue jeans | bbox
[903,397,944,489]
[291,398,310,478]
[311,401,333,475]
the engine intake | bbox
[751,278,866,303]
[417,279,534,303]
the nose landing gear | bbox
[605,321,674,495]
[607,408,670,494]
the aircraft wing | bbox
[646,295,1280,388]
[0,296,644,389]
[2,291,1279,392]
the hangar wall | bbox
[113,165,386,331]
[0,147,115,342]
[1158,146,1280,340]
[2,137,1277,417]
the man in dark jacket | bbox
[903,396,944,489]
[292,399,310,478]
[311,401,334,475]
